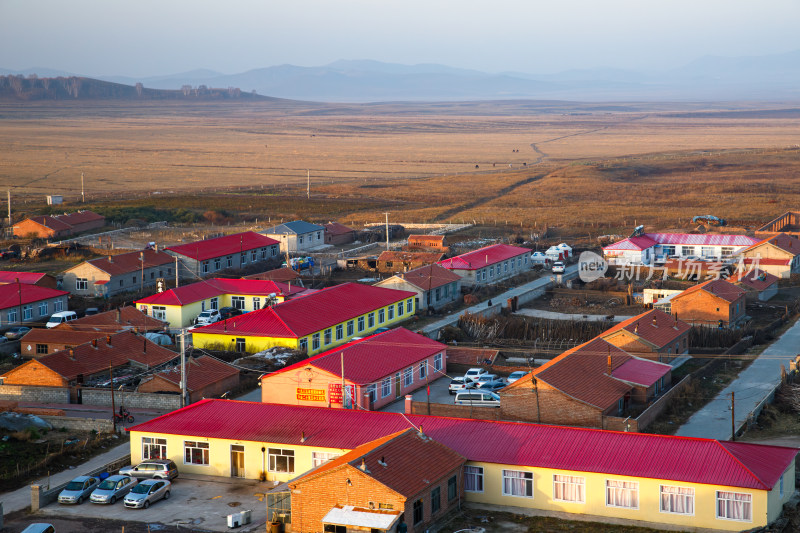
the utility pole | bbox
[730,391,735,441]
[110,363,117,433]
[175,256,179,288]
[532,376,541,423]
[81,172,85,203]
[6,189,10,227]
[180,331,187,408]
[340,352,347,409]
[140,252,144,291]
[383,212,390,251]
[307,170,310,199]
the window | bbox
[184,441,209,465]
[660,485,694,515]
[434,288,441,302]
[407,299,413,313]
[210,297,218,310]
[232,296,245,310]
[227,255,233,267]
[431,487,441,514]
[240,253,247,265]
[202,261,209,273]
[119,279,124,288]
[504,260,508,272]
[271,246,277,257]
[357,316,365,332]
[403,366,413,387]
[503,470,533,498]
[368,312,375,328]
[434,353,443,372]
[260,248,267,260]
[489,266,495,277]
[464,466,483,492]
[251,250,257,262]
[681,246,694,256]
[324,328,332,345]
[214,258,221,270]
[388,305,394,320]
[7,309,17,323]
[366,384,377,403]
[38,301,47,316]
[413,499,423,525]
[299,235,304,245]
[143,437,167,460]
[606,480,639,509]
[448,475,458,501]
[701,246,714,258]
[299,338,308,353]
[23,305,32,320]
[443,284,449,298]
[419,361,427,380]
[335,324,343,340]
[152,306,167,321]
[312,333,320,351]
[53,300,63,313]
[553,475,585,503]
[201,301,207,312]
[36,344,48,355]
[347,320,354,336]
[268,448,294,473]
[618,397,624,415]
[716,491,751,521]
[381,377,392,398]
[253,297,261,310]
[235,338,246,352]
[317,231,321,240]
[132,277,136,284]
[312,451,340,468]
[76,278,88,290]
[397,302,403,316]
[662,245,676,256]
[378,309,385,323]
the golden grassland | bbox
[2,100,800,238]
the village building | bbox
[58,306,167,333]
[262,221,326,253]
[289,428,465,533]
[243,266,303,286]
[600,309,690,365]
[375,263,461,311]
[739,233,800,279]
[128,399,796,532]
[602,233,759,266]
[437,243,531,286]
[166,231,280,279]
[62,249,176,297]
[1,331,176,387]
[12,210,105,239]
[137,355,239,403]
[18,329,108,358]
[323,221,357,245]
[732,268,779,302]
[190,282,416,355]
[0,283,69,327]
[0,271,57,289]
[260,328,446,410]
[670,279,747,327]
[404,234,449,253]
[135,278,307,328]
[755,211,800,240]
[500,338,672,428]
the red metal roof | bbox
[673,279,746,304]
[612,358,670,387]
[324,222,355,237]
[28,215,72,232]
[604,233,759,251]
[128,399,797,491]
[0,283,68,311]
[603,236,658,251]
[0,271,48,285]
[438,244,530,271]
[136,278,303,306]
[166,231,279,261]
[147,355,239,392]
[193,283,415,338]
[266,328,445,385]
[601,309,690,349]
[394,264,461,291]
[85,249,175,276]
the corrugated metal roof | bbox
[128,399,797,490]
[166,232,279,261]
[612,358,670,387]
[0,284,68,311]
[649,233,759,247]
[27,215,72,232]
[262,220,325,235]
[601,309,690,349]
[438,244,530,271]
[55,210,105,226]
[84,249,175,276]
[673,279,746,304]
[136,278,303,306]
[0,271,49,285]
[193,283,415,338]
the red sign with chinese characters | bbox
[328,383,355,405]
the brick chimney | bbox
[68,349,75,360]
[105,335,111,345]
[634,322,638,334]
[652,315,657,327]
[607,354,613,375]
[108,255,113,263]
[91,339,97,348]
[404,394,413,414]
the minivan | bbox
[46,311,77,328]
[119,459,179,480]
[454,391,501,407]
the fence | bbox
[49,221,168,247]
[634,375,693,430]
[408,400,502,421]
[81,388,181,411]
[39,415,114,433]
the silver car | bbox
[58,475,100,505]
[90,475,137,504]
[124,479,171,509]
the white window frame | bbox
[381,377,392,398]
[232,296,245,310]
[368,313,375,328]
[347,320,354,336]
[184,440,209,465]
[53,300,63,313]
[252,297,261,310]
[605,479,639,509]
[268,448,295,473]
[23,305,32,320]
[152,306,167,321]
[397,302,403,316]
[202,261,209,273]
[38,301,48,316]
[312,333,320,351]
[357,316,365,332]
[335,324,343,340]
[142,436,167,460]
[406,299,413,313]
[324,328,332,345]
[403,366,413,387]
[464,465,484,493]
[419,361,427,380]
[76,278,88,291]
[659,485,694,516]
[553,474,585,503]
[378,308,385,324]
[434,353,443,372]
[7,309,17,323]
[299,338,308,353]
[311,451,339,468]
[366,384,377,403]
[387,305,394,320]
[502,469,533,498]
[716,491,752,522]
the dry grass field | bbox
[2,99,800,238]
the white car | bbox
[464,368,488,381]
[194,310,221,326]
[552,261,565,274]
[507,371,528,384]
[448,376,476,395]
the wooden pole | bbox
[110,363,116,433]
[730,391,735,441]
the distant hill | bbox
[0,75,267,101]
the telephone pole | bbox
[180,331,187,408]
[383,212,390,251]
[81,172,85,203]
[307,170,310,199]
[730,391,735,441]
[6,189,10,227]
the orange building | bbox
[600,309,690,364]
[12,210,105,239]
[671,279,746,327]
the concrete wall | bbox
[409,401,501,421]
[81,388,181,411]
[31,453,131,511]
[0,383,70,403]
[39,415,114,433]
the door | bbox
[395,372,402,399]
[231,445,245,478]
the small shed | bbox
[46,195,63,205]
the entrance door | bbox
[231,445,245,478]
[395,372,402,399]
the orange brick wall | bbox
[2,360,67,387]
[12,219,58,239]
[603,330,689,364]
[672,291,745,326]
[500,381,605,427]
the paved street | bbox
[676,316,800,440]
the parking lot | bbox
[380,375,458,413]
[37,473,269,532]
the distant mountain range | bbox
[4,50,800,102]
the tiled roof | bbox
[0,284,68,311]
[0,271,49,285]
[193,283,415,338]
[166,232,279,261]
[129,399,796,491]
[445,347,499,366]
[395,264,461,291]
[745,233,800,256]
[262,220,325,235]
[267,328,445,385]
[83,249,175,277]
[62,306,167,332]
[603,236,657,251]
[147,355,238,392]
[10,331,177,381]
[19,328,106,346]
[438,244,531,271]
[672,279,746,304]
[28,215,72,232]
[55,210,105,226]
[377,251,446,263]
[324,222,355,236]
[601,309,690,349]
[243,267,302,283]
[732,268,779,292]
[612,358,671,387]
[293,429,465,498]
[136,278,303,306]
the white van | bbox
[454,391,501,407]
[46,311,77,328]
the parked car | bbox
[448,376,476,395]
[123,479,171,509]
[119,459,179,480]
[218,307,243,320]
[507,371,528,384]
[454,391,501,407]
[90,475,138,504]
[477,380,507,392]
[0,249,19,260]
[84,307,100,316]
[5,326,31,340]
[46,311,77,328]
[194,310,221,326]
[58,475,101,504]
[21,525,55,533]
[473,374,504,387]
[552,261,566,274]
[464,368,489,381]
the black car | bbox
[219,307,243,320]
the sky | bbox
[2,0,800,77]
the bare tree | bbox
[181,84,192,96]
[135,82,143,97]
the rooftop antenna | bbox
[307,169,310,199]
[81,172,85,203]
